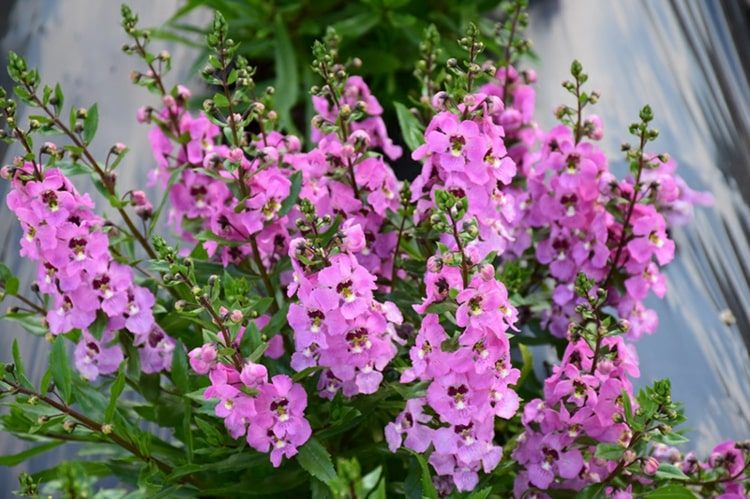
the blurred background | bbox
[1,0,750,490]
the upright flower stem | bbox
[573,77,583,144]
[26,88,157,261]
[501,4,523,106]
[389,210,408,288]
[590,128,648,371]
[447,209,469,287]
[319,60,362,203]
[601,129,648,289]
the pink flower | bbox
[188,343,218,374]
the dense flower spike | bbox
[288,244,403,398]
[5,162,170,379]
[198,358,313,467]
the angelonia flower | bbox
[3,20,729,494]
[5,162,171,379]
[146,93,301,268]
[411,92,518,261]
[195,356,312,467]
[287,76,402,280]
[387,92,522,491]
[311,75,402,161]
[513,337,639,495]
[388,261,520,492]
[287,244,403,398]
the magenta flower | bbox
[626,206,675,265]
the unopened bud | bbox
[642,456,659,476]
[101,423,113,435]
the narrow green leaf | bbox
[39,368,53,395]
[50,336,73,403]
[53,83,64,115]
[467,487,492,499]
[403,456,423,499]
[0,263,19,296]
[643,484,697,498]
[394,102,424,152]
[594,442,625,461]
[297,438,337,485]
[655,462,690,481]
[83,103,98,144]
[408,451,438,499]
[171,343,190,394]
[104,363,126,423]
[0,441,63,466]
[248,342,268,363]
[274,14,298,132]
[212,92,229,108]
[12,338,33,389]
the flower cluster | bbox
[194,355,312,467]
[411,94,518,260]
[288,241,403,398]
[485,66,712,341]
[513,336,639,494]
[4,161,172,378]
[145,88,301,267]
[388,264,520,492]
[289,75,402,279]
[312,75,402,161]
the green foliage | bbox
[157,0,507,137]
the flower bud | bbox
[230,309,244,323]
[642,456,659,475]
[101,424,113,435]
[240,361,268,388]
[426,256,443,273]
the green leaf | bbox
[594,442,625,461]
[297,438,337,486]
[655,463,690,481]
[0,263,19,296]
[89,311,108,340]
[171,342,190,394]
[0,441,63,466]
[140,372,162,403]
[467,487,492,499]
[408,451,438,499]
[11,338,33,389]
[248,342,268,363]
[643,484,697,498]
[576,483,606,499]
[403,456,423,499]
[39,368,53,395]
[212,92,229,108]
[50,336,73,404]
[83,103,98,144]
[394,102,424,152]
[279,170,302,217]
[53,83,64,115]
[655,431,690,446]
[274,15,298,132]
[104,363,126,423]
